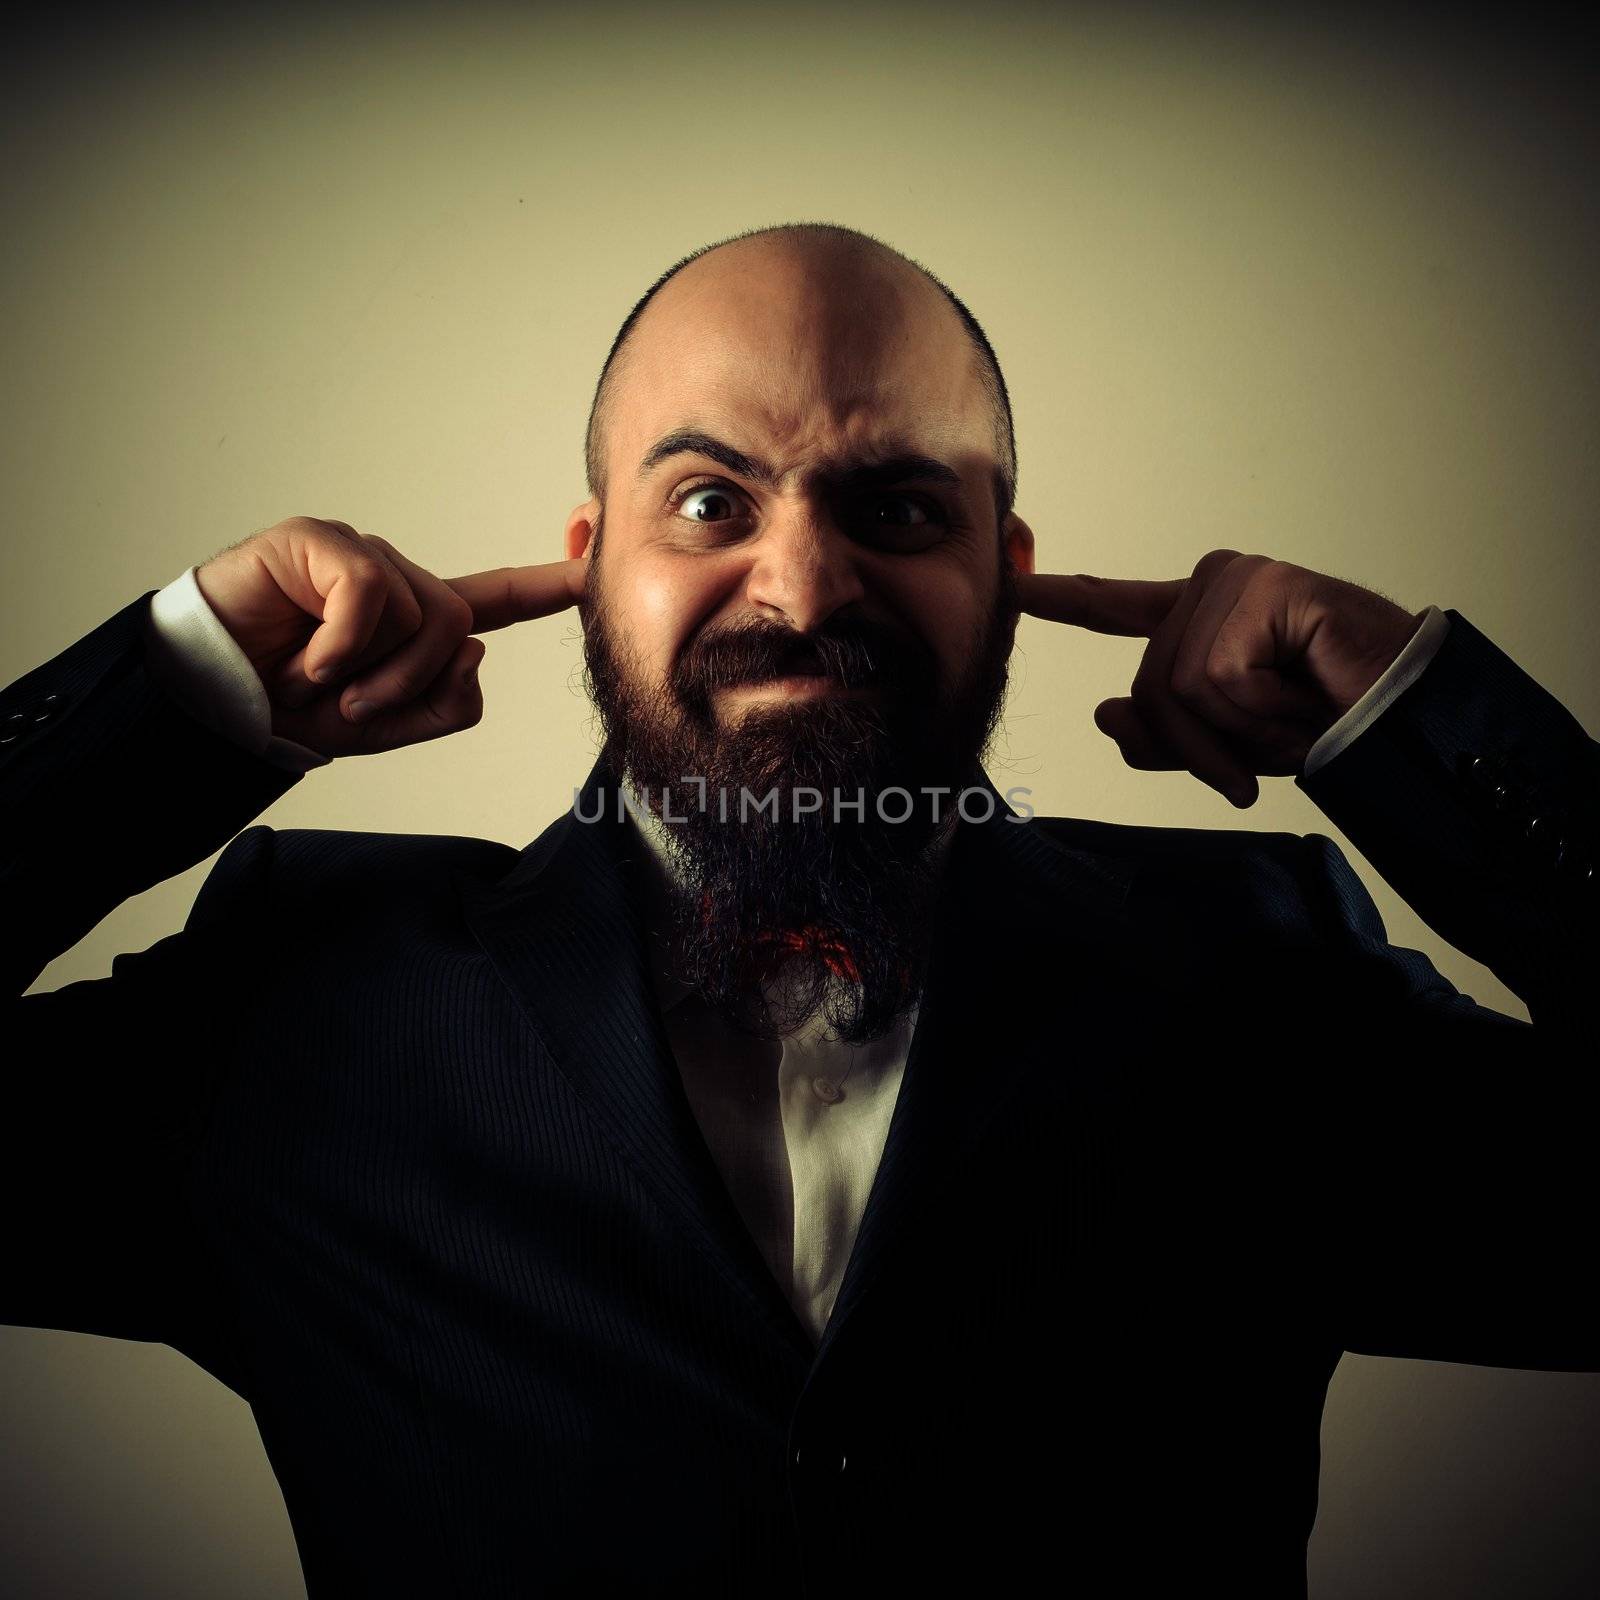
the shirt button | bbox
[812,1076,842,1103]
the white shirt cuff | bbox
[1302,605,1451,778]
[146,565,331,772]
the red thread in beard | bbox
[695,890,864,985]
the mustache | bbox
[672,614,936,701]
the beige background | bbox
[4,3,1598,1594]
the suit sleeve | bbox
[1,591,303,1395]
[1301,604,1452,778]
[1295,607,1596,1035]
[1291,609,1599,1369]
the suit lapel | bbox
[809,769,1143,1369]
[458,756,1143,1377]
[457,754,820,1366]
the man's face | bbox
[566,237,1034,1041]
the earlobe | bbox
[1003,514,1036,577]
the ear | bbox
[1002,513,1035,577]
[565,498,600,561]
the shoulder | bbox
[1028,810,1312,870]
[1024,811,1338,937]
[205,821,517,924]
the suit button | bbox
[1526,814,1555,847]
[2,694,64,744]
[1467,754,1520,811]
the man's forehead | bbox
[601,240,999,492]
[618,344,988,478]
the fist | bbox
[1016,549,1426,807]
[193,516,587,759]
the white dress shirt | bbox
[629,828,922,1346]
[140,564,1451,1344]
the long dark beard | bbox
[580,532,1020,1043]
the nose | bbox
[742,508,868,633]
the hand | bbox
[1016,548,1425,808]
[193,516,588,758]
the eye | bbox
[666,481,950,548]
[671,482,746,524]
[871,495,933,527]
[861,494,947,550]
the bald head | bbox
[583,223,1017,532]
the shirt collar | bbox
[620,777,698,1016]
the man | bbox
[3,222,1595,1597]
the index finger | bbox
[445,558,588,633]
[1016,571,1186,638]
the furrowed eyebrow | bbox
[831,455,965,495]
[637,429,965,495]
[639,430,774,485]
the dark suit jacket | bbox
[3,592,1596,1597]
